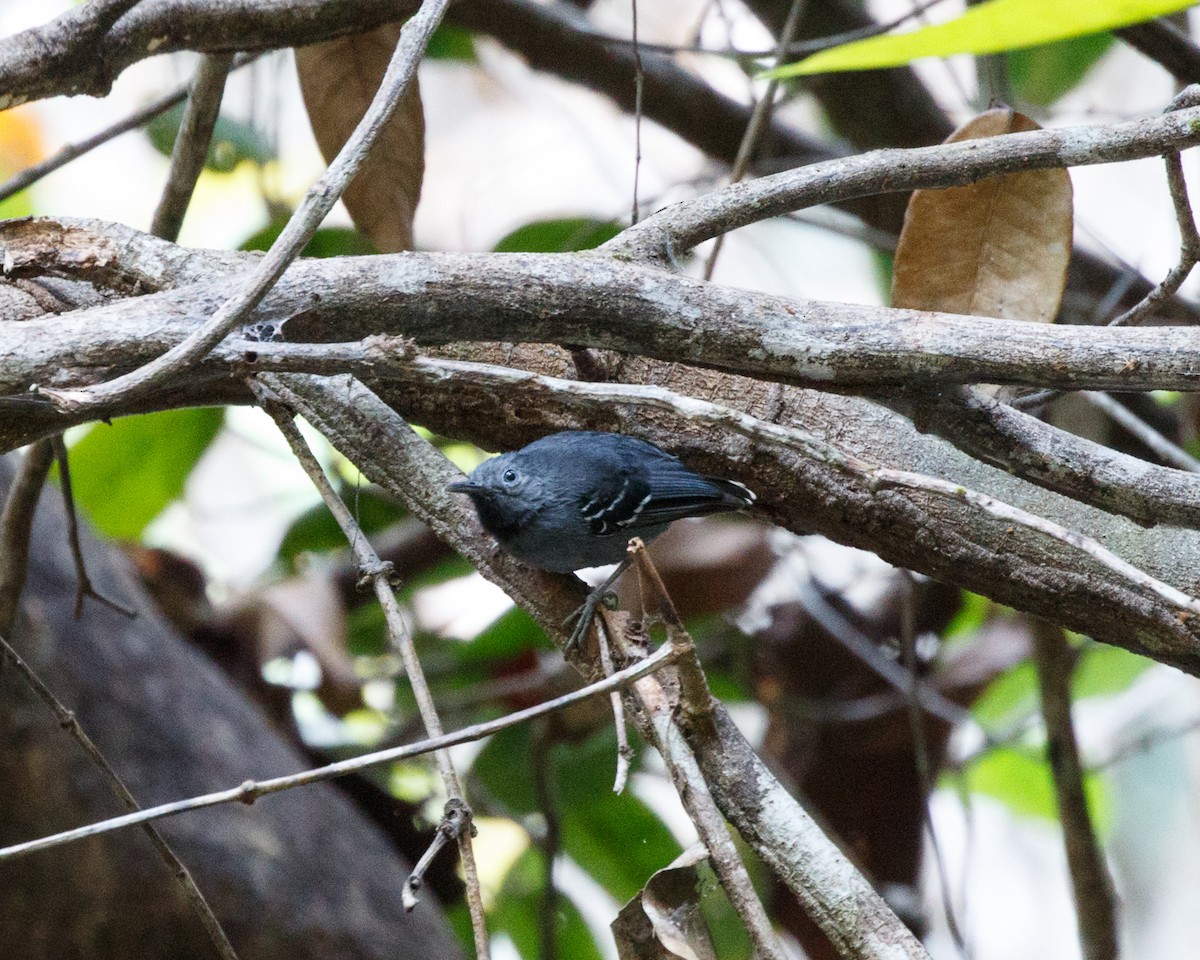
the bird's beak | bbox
[447,479,482,494]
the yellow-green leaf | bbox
[765,0,1194,78]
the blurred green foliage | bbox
[493,218,624,253]
[241,220,377,257]
[1008,33,1114,106]
[491,849,604,960]
[277,486,404,572]
[959,745,1111,832]
[475,726,680,903]
[426,24,477,62]
[147,106,274,173]
[66,408,224,539]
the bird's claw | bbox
[563,589,618,655]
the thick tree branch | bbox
[5,220,1200,666]
[281,369,1200,676]
[9,234,1200,422]
[910,388,1200,530]
[604,94,1200,260]
[0,0,418,105]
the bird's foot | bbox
[564,588,619,655]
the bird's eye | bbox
[502,468,518,484]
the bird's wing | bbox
[581,469,751,535]
[579,468,654,536]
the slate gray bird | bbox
[447,430,755,572]
[448,430,755,648]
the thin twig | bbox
[898,573,968,957]
[39,0,451,414]
[150,53,236,243]
[1030,620,1119,960]
[594,613,633,793]
[0,639,682,862]
[794,574,971,726]
[1081,391,1200,472]
[1110,97,1200,327]
[0,53,258,204]
[50,437,136,620]
[624,541,788,960]
[602,91,1200,261]
[270,375,932,959]
[0,440,53,636]
[402,798,472,911]
[0,631,240,960]
[629,0,643,225]
[0,97,184,204]
[249,375,490,957]
[702,0,805,280]
[580,0,946,59]
[1094,714,1200,770]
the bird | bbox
[447,430,755,648]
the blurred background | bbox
[3,1,1200,958]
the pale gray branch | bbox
[252,375,490,959]
[150,53,236,243]
[911,387,1200,528]
[603,92,1200,260]
[6,227,1200,413]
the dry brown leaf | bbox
[611,845,718,960]
[295,24,425,252]
[891,108,1073,324]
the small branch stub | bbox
[403,798,474,911]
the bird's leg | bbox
[564,559,630,655]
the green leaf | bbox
[0,188,33,221]
[970,660,1038,733]
[277,487,404,570]
[942,591,991,642]
[346,602,389,657]
[765,0,1192,77]
[146,106,274,173]
[1008,33,1115,106]
[959,746,1110,831]
[1071,643,1153,700]
[426,24,477,62]
[473,727,681,902]
[67,408,224,539]
[241,220,377,257]
[447,606,555,664]
[492,850,604,960]
[494,218,624,253]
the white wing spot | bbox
[616,491,653,528]
[584,477,630,520]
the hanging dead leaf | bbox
[611,845,719,960]
[891,108,1073,325]
[295,24,425,252]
